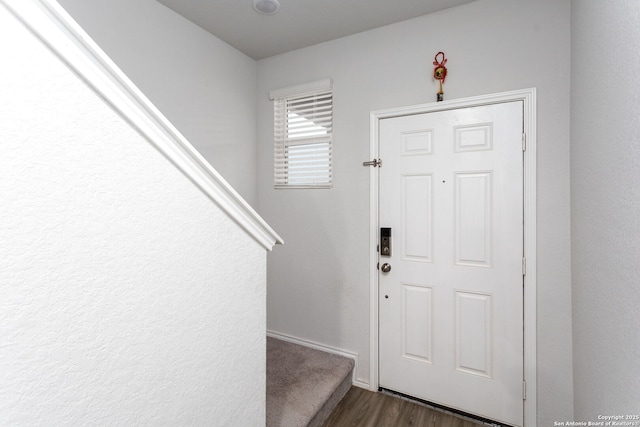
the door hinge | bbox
[522,133,526,152]
[363,158,382,167]
[523,380,527,400]
[522,257,526,276]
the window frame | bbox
[269,79,333,189]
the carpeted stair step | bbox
[267,336,355,427]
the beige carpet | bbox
[266,337,355,427]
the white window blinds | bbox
[270,79,333,189]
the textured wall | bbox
[57,0,259,206]
[571,0,640,419]
[0,7,266,425]
[258,0,572,423]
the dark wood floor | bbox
[322,387,485,427]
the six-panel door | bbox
[378,101,524,426]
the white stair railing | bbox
[1,0,283,250]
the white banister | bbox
[1,0,283,250]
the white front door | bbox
[378,101,524,426]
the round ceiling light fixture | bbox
[253,0,280,15]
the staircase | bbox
[266,337,355,427]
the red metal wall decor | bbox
[433,51,448,102]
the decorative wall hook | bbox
[433,51,448,102]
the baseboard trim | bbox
[267,330,367,388]
[351,379,372,390]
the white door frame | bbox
[368,88,537,426]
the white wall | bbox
[0,7,266,425]
[571,0,640,419]
[257,0,573,423]
[57,0,259,206]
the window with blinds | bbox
[270,79,333,189]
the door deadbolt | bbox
[380,227,392,257]
[381,263,391,273]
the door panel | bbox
[401,283,433,363]
[402,174,433,261]
[455,171,492,267]
[378,101,524,426]
[455,290,492,377]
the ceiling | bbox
[155,0,477,60]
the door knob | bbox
[381,263,391,273]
